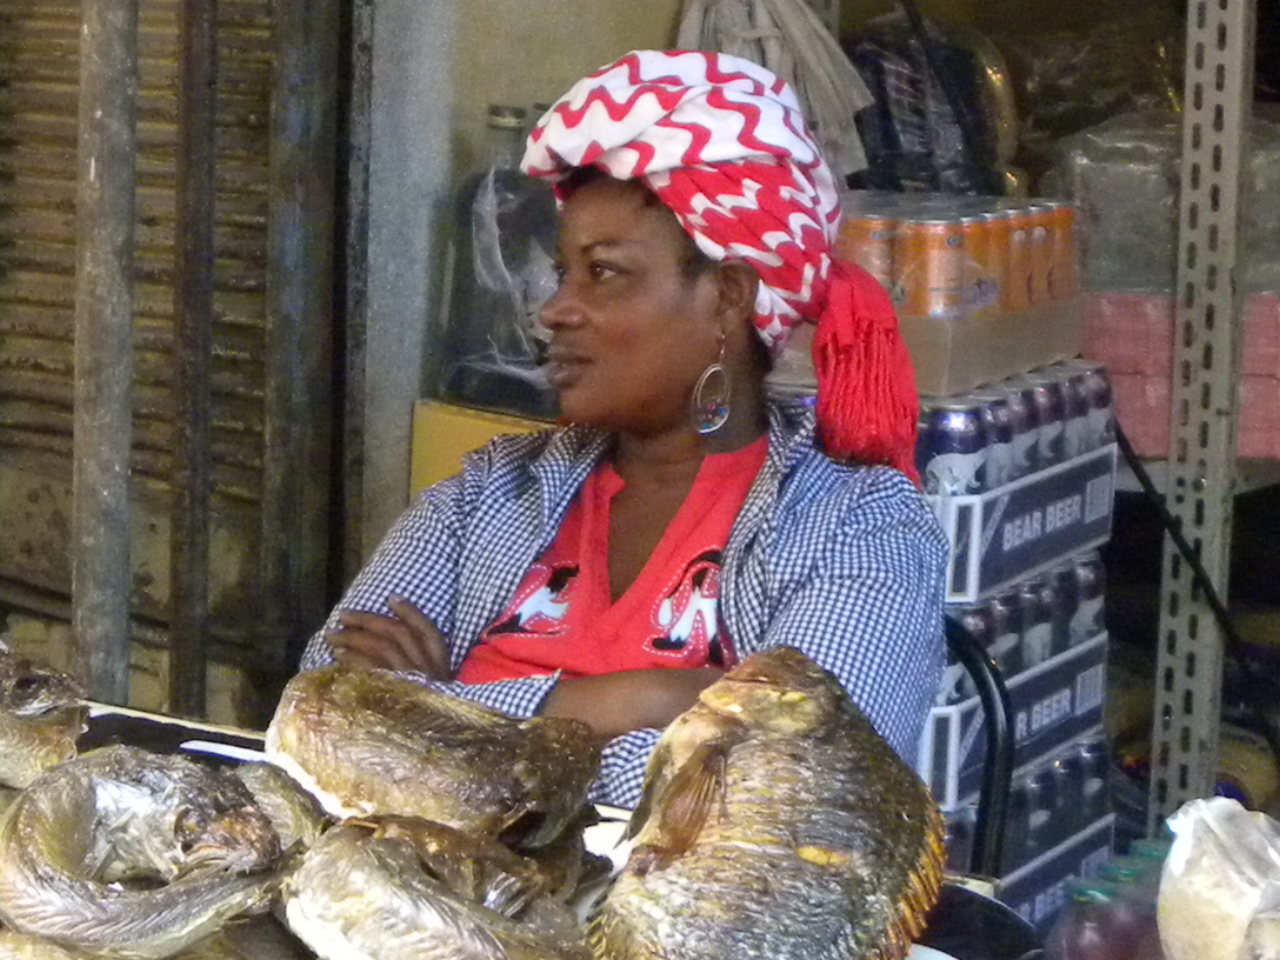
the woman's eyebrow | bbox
[576,238,645,255]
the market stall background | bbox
[1,0,1280,946]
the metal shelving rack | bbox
[1149,0,1259,829]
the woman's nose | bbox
[539,282,585,330]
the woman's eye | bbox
[589,262,618,281]
[552,263,567,284]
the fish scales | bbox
[282,818,593,960]
[266,666,601,848]
[592,647,945,960]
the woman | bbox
[300,50,948,809]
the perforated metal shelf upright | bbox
[1148,0,1259,830]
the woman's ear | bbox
[712,260,759,326]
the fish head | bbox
[176,801,282,876]
[0,649,85,718]
[696,647,844,736]
[0,649,88,786]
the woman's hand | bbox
[327,596,452,679]
[541,667,724,741]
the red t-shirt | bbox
[456,437,769,683]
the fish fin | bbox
[483,870,537,918]
[643,740,728,868]
[874,800,949,960]
[623,740,670,843]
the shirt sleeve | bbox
[295,465,569,719]
[298,472,470,671]
[588,728,662,810]
[757,468,948,767]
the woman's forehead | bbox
[558,178,688,254]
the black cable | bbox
[1114,421,1280,768]
[896,0,1003,195]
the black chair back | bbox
[943,614,1015,878]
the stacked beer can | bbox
[916,359,1113,496]
[914,357,1120,935]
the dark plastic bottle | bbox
[1099,858,1164,959]
[1043,881,1124,960]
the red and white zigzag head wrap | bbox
[522,49,920,482]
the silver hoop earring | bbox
[690,338,731,435]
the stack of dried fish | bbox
[0,746,288,958]
[0,650,946,960]
[267,665,605,958]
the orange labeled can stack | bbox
[893,218,969,319]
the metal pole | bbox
[170,0,218,717]
[72,0,140,704]
[262,0,338,660]
[1149,0,1257,829]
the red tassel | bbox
[811,260,921,487]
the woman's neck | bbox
[612,380,768,486]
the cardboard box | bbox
[766,299,1083,399]
[905,298,1084,398]
[411,400,551,495]
[920,634,1108,811]
[1000,814,1116,936]
[929,445,1117,603]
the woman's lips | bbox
[544,349,588,389]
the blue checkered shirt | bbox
[300,399,948,809]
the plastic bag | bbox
[1041,112,1280,294]
[1157,796,1280,960]
[844,12,1003,194]
[440,163,561,419]
[987,7,1183,182]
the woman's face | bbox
[541,177,725,435]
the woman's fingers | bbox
[387,596,452,678]
[333,611,423,672]
[330,639,391,672]
[329,624,416,672]
[328,601,452,679]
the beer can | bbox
[944,806,977,873]
[1048,560,1081,657]
[1001,381,1041,480]
[918,399,989,496]
[970,390,1015,490]
[959,214,999,318]
[893,218,969,320]
[988,589,1025,680]
[999,205,1032,313]
[1027,203,1055,304]
[1019,574,1055,669]
[1044,200,1080,300]
[1058,365,1093,460]
[1078,738,1111,824]
[1072,550,1107,644]
[837,214,896,292]
[979,210,1010,316]
[1053,751,1088,841]
[1059,358,1116,449]
[1011,372,1066,468]
[1026,767,1061,856]
[1001,779,1031,874]
[937,604,992,705]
